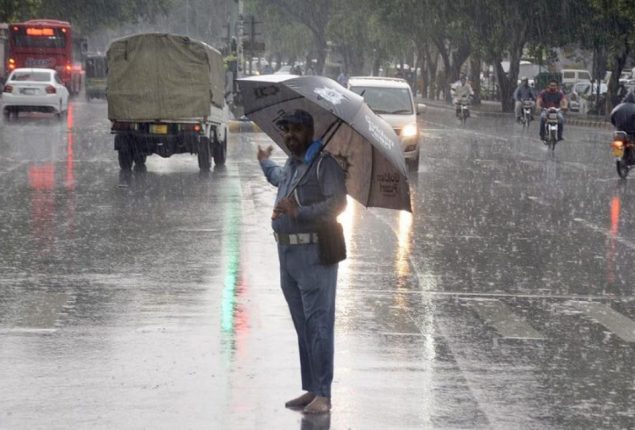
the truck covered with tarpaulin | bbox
[107,33,228,170]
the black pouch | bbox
[317,221,347,265]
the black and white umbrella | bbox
[237,74,412,212]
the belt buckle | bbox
[289,234,298,245]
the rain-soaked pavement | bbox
[0,98,633,429]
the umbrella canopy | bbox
[237,74,412,212]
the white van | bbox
[561,69,592,85]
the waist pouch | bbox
[316,221,346,265]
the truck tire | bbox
[198,136,211,171]
[213,136,227,166]
[133,152,147,171]
[116,135,133,170]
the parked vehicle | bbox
[84,54,106,100]
[543,107,561,151]
[2,67,69,118]
[107,33,228,171]
[348,76,425,171]
[560,69,592,87]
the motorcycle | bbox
[520,100,535,127]
[611,130,635,178]
[455,96,470,124]
[543,107,561,151]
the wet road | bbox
[0,99,633,429]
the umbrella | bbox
[237,74,412,212]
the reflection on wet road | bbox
[0,100,633,429]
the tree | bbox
[252,0,332,74]
[468,0,535,112]
[22,0,174,34]
[589,0,635,112]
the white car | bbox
[2,68,69,119]
[348,76,425,170]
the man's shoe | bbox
[303,396,331,414]
[285,392,316,409]
[557,136,564,141]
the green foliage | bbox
[1,0,175,34]
[0,0,41,22]
[246,0,312,60]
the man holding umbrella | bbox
[257,109,347,414]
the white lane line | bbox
[348,285,635,301]
[526,197,635,251]
[572,302,635,343]
[573,217,635,251]
[468,299,545,340]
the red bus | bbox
[6,19,81,94]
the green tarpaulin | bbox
[107,33,225,121]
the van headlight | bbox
[401,123,418,138]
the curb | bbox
[421,100,613,130]
[228,119,261,133]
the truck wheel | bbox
[198,136,211,171]
[213,137,227,166]
[116,135,133,170]
[133,152,147,171]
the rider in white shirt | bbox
[451,75,474,116]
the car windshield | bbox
[349,86,413,114]
[10,71,51,82]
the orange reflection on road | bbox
[606,195,621,284]
[28,163,55,255]
[65,103,75,189]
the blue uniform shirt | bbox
[260,140,347,234]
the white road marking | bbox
[572,301,635,343]
[573,217,635,250]
[468,299,545,340]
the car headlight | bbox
[401,123,418,138]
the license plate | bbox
[20,88,36,95]
[150,124,168,134]
[613,148,624,158]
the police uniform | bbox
[260,139,347,399]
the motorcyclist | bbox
[610,90,635,134]
[536,79,568,141]
[452,75,474,117]
[513,77,536,122]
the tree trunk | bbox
[425,46,438,100]
[469,53,481,105]
[606,44,631,115]
[449,36,471,83]
[314,37,327,75]
[494,61,514,112]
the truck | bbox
[107,33,228,171]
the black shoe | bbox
[557,136,564,141]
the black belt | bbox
[274,232,319,245]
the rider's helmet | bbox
[521,76,528,84]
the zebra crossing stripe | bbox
[573,302,635,343]
[469,299,545,340]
